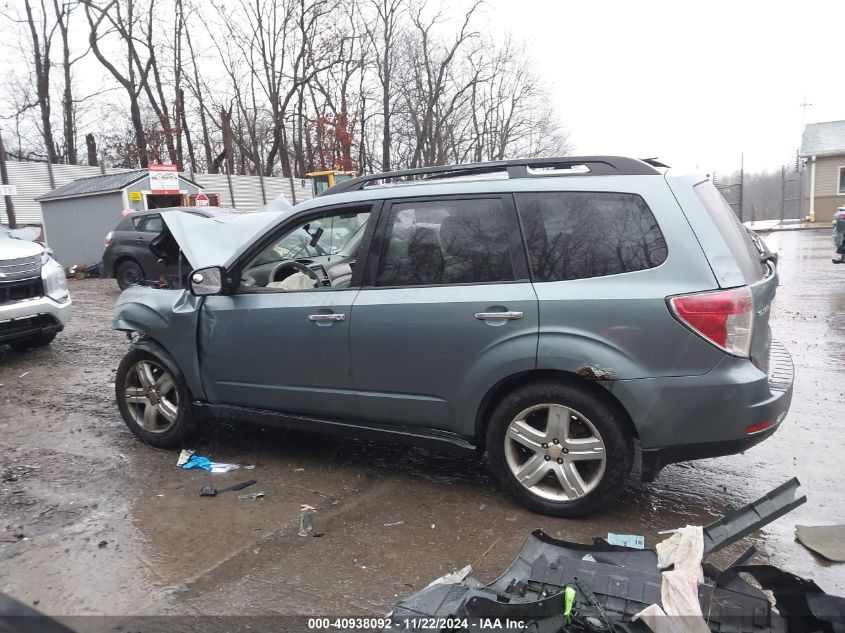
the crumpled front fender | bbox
[112,286,205,400]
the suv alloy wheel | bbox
[486,380,633,517]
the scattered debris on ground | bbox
[199,480,257,497]
[237,491,264,501]
[298,505,315,537]
[181,454,240,473]
[388,478,845,632]
[606,533,645,549]
[795,524,845,562]
[176,449,194,467]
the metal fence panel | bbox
[1,161,314,225]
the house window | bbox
[839,166,845,194]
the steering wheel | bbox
[269,260,323,287]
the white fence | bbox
[0,160,313,225]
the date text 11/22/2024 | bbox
[307,618,525,630]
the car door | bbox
[350,195,539,434]
[197,206,375,419]
[131,214,171,275]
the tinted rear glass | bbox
[375,198,523,286]
[693,181,765,281]
[516,192,667,282]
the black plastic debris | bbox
[199,479,257,497]
[388,478,844,633]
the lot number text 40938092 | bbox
[307,617,527,630]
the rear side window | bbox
[693,181,765,281]
[516,192,667,282]
[375,198,523,286]
[135,215,164,233]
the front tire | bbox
[485,380,633,517]
[115,346,194,448]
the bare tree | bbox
[82,0,153,167]
[401,1,483,167]
[51,0,86,164]
[1,0,571,177]
[182,2,216,172]
[10,0,59,163]
[364,0,404,171]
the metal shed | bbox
[38,170,203,267]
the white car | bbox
[0,226,72,349]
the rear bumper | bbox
[0,295,72,344]
[607,340,794,481]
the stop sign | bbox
[195,193,210,207]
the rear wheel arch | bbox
[474,369,639,450]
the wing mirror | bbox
[189,266,225,296]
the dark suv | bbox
[103,207,246,289]
[111,157,794,517]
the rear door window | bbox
[693,181,766,281]
[136,215,164,233]
[515,192,667,282]
[374,197,525,286]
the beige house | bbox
[801,120,845,223]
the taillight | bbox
[669,286,753,357]
[746,419,775,434]
[105,231,113,248]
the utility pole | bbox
[797,99,811,221]
[738,153,744,222]
[0,129,17,228]
[799,96,812,137]
[780,166,786,223]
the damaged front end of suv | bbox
[111,210,283,441]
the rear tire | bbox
[115,346,195,448]
[485,380,633,517]
[10,331,57,350]
[116,260,144,290]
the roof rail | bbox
[318,156,660,196]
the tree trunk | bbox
[85,134,98,166]
[129,97,149,167]
[179,89,197,173]
[23,0,57,163]
[54,0,76,164]
[61,50,75,164]
[0,132,18,228]
[382,50,391,171]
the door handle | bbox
[474,311,523,321]
[308,313,345,322]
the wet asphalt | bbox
[0,229,843,618]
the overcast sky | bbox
[487,0,844,172]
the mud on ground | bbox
[0,230,843,618]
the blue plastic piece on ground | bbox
[607,533,645,549]
[183,455,212,471]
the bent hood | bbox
[153,210,290,270]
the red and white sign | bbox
[148,164,180,194]
[194,193,210,207]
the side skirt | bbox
[192,402,479,457]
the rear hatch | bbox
[689,180,777,373]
